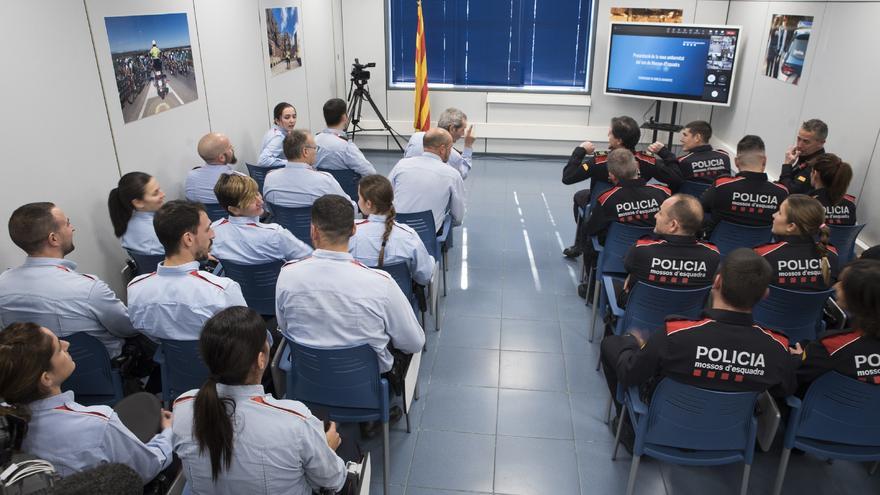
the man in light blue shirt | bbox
[185,132,241,204]
[314,98,376,177]
[128,201,246,342]
[404,107,475,180]
[0,203,138,357]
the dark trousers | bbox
[571,189,591,250]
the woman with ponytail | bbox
[171,306,345,494]
[753,194,839,291]
[0,322,173,482]
[350,174,435,285]
[108,172,166,255]
[810,153,857,225]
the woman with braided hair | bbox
[753,194,839,291]
[810,153,857,225]
[349,174,435,285]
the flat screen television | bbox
[604,23,743,107]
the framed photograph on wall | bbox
[763,14,813,85]
[266,7,302,76]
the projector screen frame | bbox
[603,22,743,108]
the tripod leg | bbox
[361,88,405,151]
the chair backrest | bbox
[159,339,210,403]
[641,379,759,452]
[63,333,123,406]
[753,285,833,342]
[268,203,313,247]
[679,180,711,198]
[396,211,440,259]
[619,283,712,337]
[372,262,414,301]
[218,259,284,316]
[287,341,386,415]
[203,203,228,223]
[246,163,284,193]
[318,168,361,202]
[597,223,654,276]
[795,372,880,447]
[709,221,772,258]
[588,181,614,212]
[126,250,163,276]
[828,223,866,266]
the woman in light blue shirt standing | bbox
[108,172,166,255]
[257,102,297,168]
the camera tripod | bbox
[346,76,405,151]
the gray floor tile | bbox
[442,289,503,318]
[404,488,489,495]
[575,440,667,495]
[420,384,498,435]
[494,436,580,495]
[565,352,607,394]
[407,430,496,492]
[501,293,558,321]
[439,316,502,349]
[430,347,499,388]
[499,351,567,392]
[500,319,562,353]
[497,389,573,439]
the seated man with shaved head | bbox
[388,128,466,230]
[185,132,242,204]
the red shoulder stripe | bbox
[250,396,307,419]
[283,256,312,268]
[666,318,713,335]
[188,271,225,290]
[756,325,789,350]
[678,152,693,162]
[772,182,789,193]
[355,219,369,225]
[821,331,862,356]
[697,241,720,254]
[715,149,730,156]
[635,152,656,165]
[826,245,838,255]
[54,404,109,420]
[753,242,786,257]
[173,395,195,406]
[127,272,157,287]
[595,155,608,164]
[635,238,665,247]
[648,184,672,196]
[714,176,743,187]
[217,219,230,226]
[843,194,856,202]
[79,273,96,281]
[597,186,621,205]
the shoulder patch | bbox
[597,186,621,205]
[714,176,743,187]
[188,271,226,290]
[54,404,110,421]
[250,396,308,419]
[753,242,786,257]
[821,331,862,356]
[127,271,157,287]
[648,184,672,196]
[696,241,720,254]
[665,318,714,335]
[755,325,789,350]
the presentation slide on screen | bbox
[607,35,709,96]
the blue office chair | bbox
[606,282,711,337]
[126,250,163,276]
[218,259,284,317]
[373,262,420,317]
[318,168,361,202]
[614,379,759,495]
[246,163,284,193]
[773,372,880,495]
[708,221,772,258]
[753,285,833,343]
[828,223,866,265]
[678,180,711,198]
[285,341,392,495]
[203,203,228,223]
[156,339,210,406]
[267,203,313,247]
[588,223,654,342]
[396,210,452,299]
[63,333,124,406]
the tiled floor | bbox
[359,151,880,495]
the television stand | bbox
[640,100,683,149]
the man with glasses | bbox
[185,132,243,204]
[263,130,355,209]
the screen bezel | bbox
[603,22,743,107]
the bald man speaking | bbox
[185,132,241,204]
[388,128,466,229]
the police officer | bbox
[648,120,731,184]
[389,128,466,229]
[314,98,376,177]
[754,195,839,291]
[172,307,346,494]
[276,195,425,380]
[128,201,246,342]
[617,194,720,305]
[263,130,355,209]
[584,148,671,243]
[779,119,828,195]
[258,102,297,168]
[796,259,880,387]
[405,107,476,180]
[185,133,242,204]
[0,203,138,358]
[108,172,166,256]
[810,153,857,225]
[351,174,435,286]
[0,323,173,481]
[701,135,789,231]
[600,249,800,442]
[211,174,312,264]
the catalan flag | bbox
[413,0,430,131]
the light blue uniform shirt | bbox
[350,214,435,285]
[120,210,164,255]
[211,215,312,264]
[314,128,377,176]
[22,391,173,481]
[388,152,467,229]
[127,261,246,341]
[276,250,425,373]
[0,257,137,358]
[405,131,473,179]
[184,163,237,204]
[172,384,346,495]
[263,162,354,208]
[258,124,288,168]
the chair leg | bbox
[442,258,447,297]
[383,421,391,495]
[612,403,627,460]
[589,279,601,342]
[771,447,792,495]
[625,455,641,495]
[740,463,752,495]
[414,381,420,401]
[404,408,411,434]
[605,395,613,425]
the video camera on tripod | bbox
[350,58,376,84]
[345,58,404,150]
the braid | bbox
[378,205,395,267]
[817,223,832,286]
